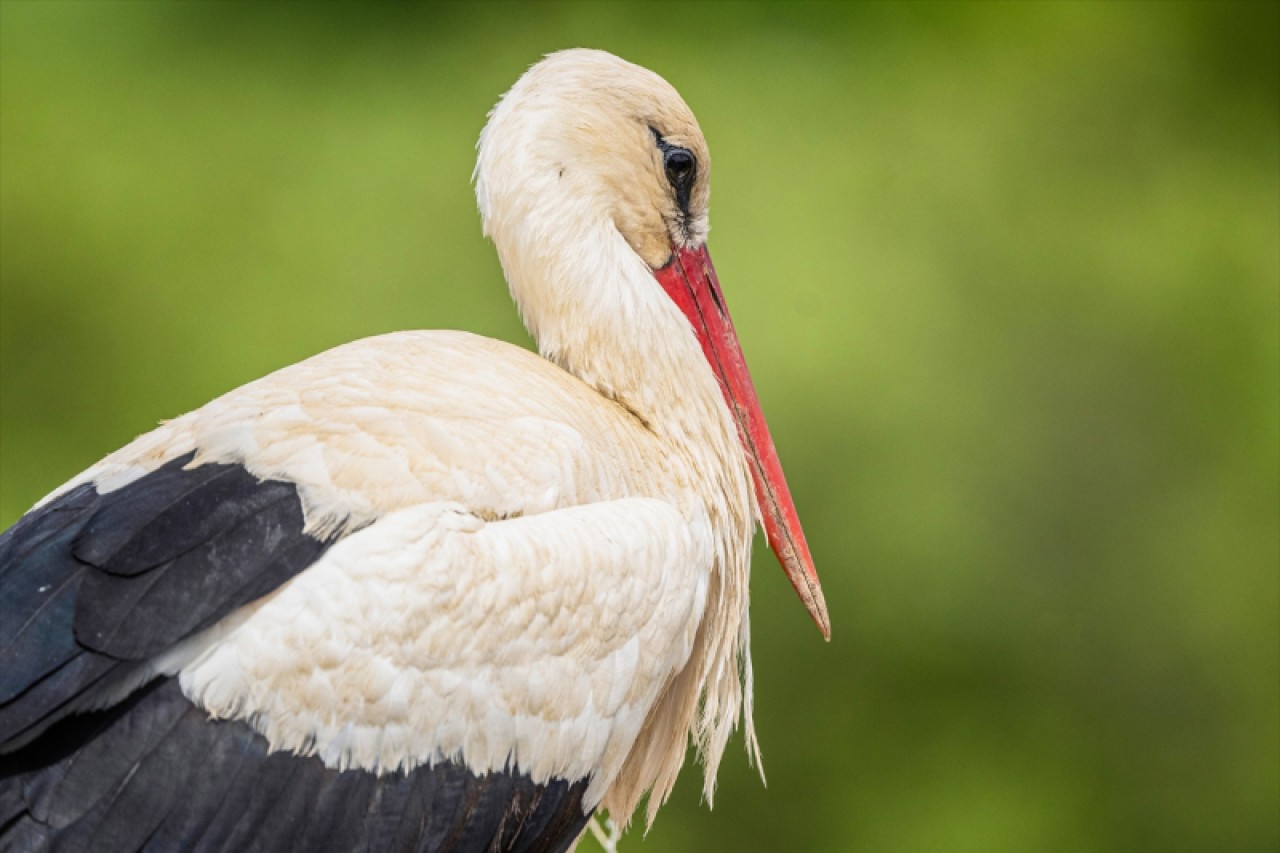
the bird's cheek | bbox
[610,199,672,269]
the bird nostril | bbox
[706,275,725,315]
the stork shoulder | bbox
[36,330,664,540]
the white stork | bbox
[0,49,829,852]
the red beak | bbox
[655,245,830,640]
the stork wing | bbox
[0,452,335,752]
[1,465,705,852]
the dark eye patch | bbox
[650,126,696,215]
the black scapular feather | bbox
[0,453,332,751]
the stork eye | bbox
[650,127,697,214]
[664,148,695,189]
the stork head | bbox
[475,49,829,639]
[475,48,709,270]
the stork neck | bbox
[492,215,761,830]
[502,224,735,457]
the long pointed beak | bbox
[654,245,830,640]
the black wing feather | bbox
[0,452,336,751]
[71,462,242,574]
[0,483,99,704]
[3,682,593,852]
[73,484,326,659]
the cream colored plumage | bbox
[31,50,778,830]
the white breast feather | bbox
[175,497,713,807]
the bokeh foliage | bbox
[1,2,1276,850]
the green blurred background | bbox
[1,1,1276,850]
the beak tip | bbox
[812,598,832,642]
[798,572,831,641]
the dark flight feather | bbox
[1,681,593,852]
